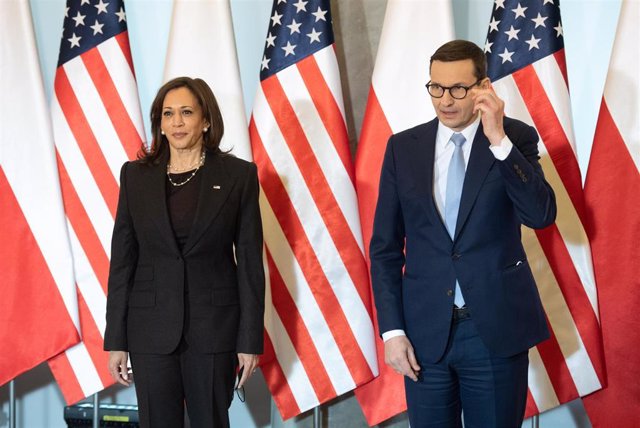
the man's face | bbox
[429,59,484,132]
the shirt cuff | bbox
[382,329,406,342]
[488,135,513,160]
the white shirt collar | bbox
[437,115,481,149]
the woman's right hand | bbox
[108,351,132,386]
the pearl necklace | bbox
[167,150,206,187]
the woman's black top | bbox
[166,169,202,251]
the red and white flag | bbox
[0,0,80,386]
[47,0,145,403]
[353,0,454,425]
[484,0,605,416]
[583,0,640,425]
[248,0,377,419]
[163,0,252,161]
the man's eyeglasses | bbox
[425,79,482,99]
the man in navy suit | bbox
[370,40,556,427]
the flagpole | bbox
[531,414,539,428]
[9,379,16,428]
[313,404,322,428]
[92,392,99,428]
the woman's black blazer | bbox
[104,149,265,355]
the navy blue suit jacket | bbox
[370,117,556,363]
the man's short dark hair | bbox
[430,40,487,80]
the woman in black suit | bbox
[104,77,265,428]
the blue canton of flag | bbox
[58,0,128,66]
[485,0,564,82]
[260,0,333,80]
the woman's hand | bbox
[236,353,259,389]
[108,351,131,386]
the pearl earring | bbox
[161,130,165,135]
[203,127,208,132]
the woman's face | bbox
[160,87,209,153]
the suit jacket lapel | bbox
[182,152,236,255]
[455,123,495,240]
[143,149,181,255]
[407,120,450,237]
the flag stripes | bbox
[251,112,373,380]
[56,154,111,291]
[54,69,121,217]
[264,250,337,400]
[511,64,586,220]
[296,51,353,180]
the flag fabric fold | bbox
[583,0,640,425]
[0,0,80,387]
[164,0,252,161]
[47,0,145,403]
[249,0,377,419]
[484,0,605,417]
[353,0,454,425]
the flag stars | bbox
[94,0,109,15]
[115,7,126,22]
[488,17,500,33]
[543,0,555,5]
[498,47,514,63]
[90,19,104,35]
[72,11,86,27]
[484,40,493,53]
[495,0,505,10]
[531,13,548,28]
[282,41,297,57]
[265,32,276,48]
[312,6,328,22]
[511,3,527,19]
[525,34,541,50]
[293,0,308,13]
[287,19,302,35]
[261,55,271,70]
[271,10,283,26]
[277,0,287,4]
[307,28,322,44]
[504,25,521,41]
[554,22,563,37]
[64,6,69,17]
[68,32,81,48]
[80,0,91,5]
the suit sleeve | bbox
[499,123,557,229]
[369,136,407,335]
[234,163,266,354]
[104,162,139,351]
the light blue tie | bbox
[445,133,466,307]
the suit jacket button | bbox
[452,253,461,260]
[447,289,453,296]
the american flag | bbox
[248,0,377,419]
[47,0,145,403]
[485,0,605,416]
